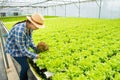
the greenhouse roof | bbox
[0,0,95,8]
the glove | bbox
[36,54,40,59]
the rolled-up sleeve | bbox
[29,30,39,53]
[29,36,38,51]
[15,28,37,59]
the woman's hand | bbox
[36,54,40,59]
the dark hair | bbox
[13,20,31,27]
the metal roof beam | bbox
[45,0,96,7]
[0,0,96,8]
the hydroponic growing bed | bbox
[1,16,120,80]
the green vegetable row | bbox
[2,16,120,80]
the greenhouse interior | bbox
[0,0,120,80]
[0,0,120,18]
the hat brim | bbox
[26,16,45,28]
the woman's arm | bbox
[15,27,37,59]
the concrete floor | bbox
[0,38,19,80]
[0,40,8,80]
[6,54,19,80]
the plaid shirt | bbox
[5,22,37,59]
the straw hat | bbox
[26,13,45,28]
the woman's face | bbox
[27,21,38,30]
[29,23,39,30]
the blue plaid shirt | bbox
[5,22,37,59]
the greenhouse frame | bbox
[0,0,120,18]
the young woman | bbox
[5,13,45,80]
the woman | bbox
[5,13,45,80]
